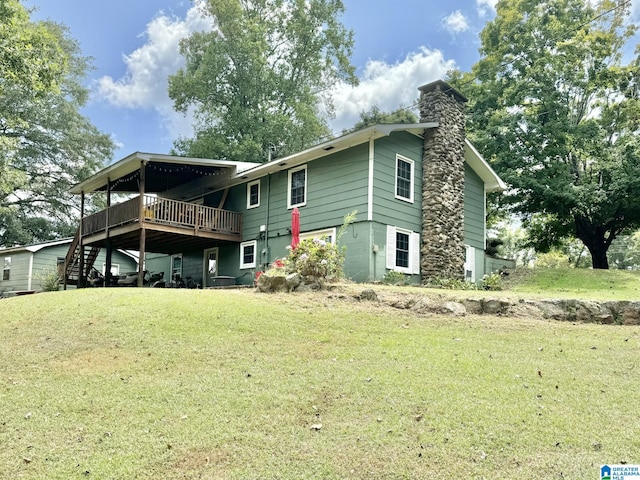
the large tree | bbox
[454,0,640,268]
[0,1,114,247]
[168,0,358,163]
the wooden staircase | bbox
[63,228,100,287]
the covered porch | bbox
[65,153,255,287]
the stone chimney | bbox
[418,80,467,281]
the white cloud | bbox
[443,10,470,34]
[476,0,498,17]
[96,3,212,140]
[329,47,457,133]
[631,0,640,20]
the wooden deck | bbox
[80,195,242,253]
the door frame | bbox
[203,247,219,288]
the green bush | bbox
[285,237,343,281]
[382,270,409,286]
[480,272,503,291]
[424,276,478,290]
[37,269,60,292]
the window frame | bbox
[2,256,10,281]
[299,227,337,245]
[386,226,420,275]
[395,230,410,269]
[395,154,414,203]
[246,180,261,209]
[287,165,307,209]
[240,240,257,269]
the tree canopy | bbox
[0,0,114,247]
[168,0,358,163]
[453,0,640,269]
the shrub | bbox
[480,272,503,291]
[37,269,61,292]
[283,210,357,286]
[424,276,478,290]
[285,237,343,281]
[382,270,409,286]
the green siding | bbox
[0,252,30,291]
[145,132,492,286]
[463,163,485,250]
[372,132,423,232]
[0,243,136,292]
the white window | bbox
[299,227,337,244]
[2,256,10,281]
[395,155,414,203]
[102,263,120,276]
[287,165,307,208]
[240,241,257,269]
[386,226,420,275]
[247,180,260,209]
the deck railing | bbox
[81,195,242,237]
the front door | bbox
[203,247,219,288]
[170,254,183,283]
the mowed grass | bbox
[501,267,640,300]
[0,286,639,479]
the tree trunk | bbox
[586,243,609,269]
[574,215,614,269]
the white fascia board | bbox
[464,139,507,192]
[70,152,254,194]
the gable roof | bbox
[227,123,506,192]
[69,124,505,195]
[0,238,138,262]
[0,238,73,254]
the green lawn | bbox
[500,267,640,300]
[0,283,638,479]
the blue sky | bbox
[25,0,640,162]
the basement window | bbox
[240,241,257,269]
[385,226,420,275]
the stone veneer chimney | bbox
[418,80,467,282]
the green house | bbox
[0,238,137,294]
[65,80,507,287]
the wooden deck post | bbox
[78,192,85,288]
[105,178,113,287]
[138,161,147,287]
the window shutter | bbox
[411,232,421,275]
[386,225,396,269]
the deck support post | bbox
[78,192,86,288]
[137,161,147,287]
[105,178,113,287]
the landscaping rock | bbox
[359,289,378,301]
[442,301,466,316]
[285,273,302,292]
[481,298,511,315]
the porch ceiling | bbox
[71,152,256,195]
[84,228,238,255]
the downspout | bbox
[367,135,375,222]
[263,174,271,270]
[368,135,376,281]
